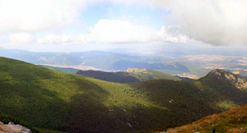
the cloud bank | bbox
[130,0,247,46]
[37,19,192,45]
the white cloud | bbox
[0,0,87,32]
[77,19,157,43]
[37,19,193,45]
[8,33,34,45]
[157,26,194,43]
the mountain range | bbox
[1,57,247,132]
[0,49,210,78]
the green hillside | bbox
[1,57,247,132]
[76,68,181,83]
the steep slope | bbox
[1,57,247,133]
[76,68,181,83]
[156,104,247,133]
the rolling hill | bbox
[1,57,247,133]
[76,68,181,83]
[156,104,247,133]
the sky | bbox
[0,0,247,53]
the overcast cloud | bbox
[113,0,247,46]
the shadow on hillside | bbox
[0,60,139,132]
[199,77,247,106]
[62,78,135,133]
[125,79,231,131]
[0,64,126,132]
[0,77,67,130]
[77,70,141,83]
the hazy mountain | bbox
[76,68,181,83]
[0,48,209,78]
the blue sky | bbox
[0,0,246,53]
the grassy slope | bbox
[1,57,247,132]
[76,68,181,83]
[156,104,247,133]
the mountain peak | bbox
[207,69,238,80]
[202,69,247,89]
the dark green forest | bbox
[76,68,181,83]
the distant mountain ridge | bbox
[76,68,181,83]
[109,61,190,72]
[0,49,209,78]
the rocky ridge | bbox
[0,122,31,133]
[201,69,247,89]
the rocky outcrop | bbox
[0,122,31,133]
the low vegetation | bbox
[156,104,247,133]
[1,57,247,132]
